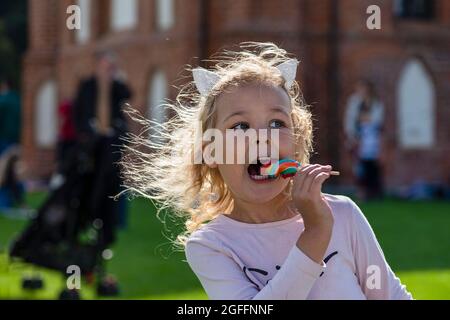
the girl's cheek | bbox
[274,130,296,156]
[218,164,244,187]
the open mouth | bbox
[247,158,278,181]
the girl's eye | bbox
[269,119,286,129]
[231,122,250,130]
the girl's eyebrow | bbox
[270,107,290,117]
[222,110,247,123]
[222,107,290,123]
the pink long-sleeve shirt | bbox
[185,194,412,300]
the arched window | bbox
[35,80,58,148]
[393,0,434,19]
[397,59,435,149]
[111,0,138,31]
[75,0,91,44]
[147,71,168,141]
[155,0,174,31]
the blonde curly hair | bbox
[121,42,314,248]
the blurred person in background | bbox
[49,99,78,190]
[73,50,132,244]
[0,76,21,156]
[56,99,77,172]
[344,80,385,201]
[0,146,25,213]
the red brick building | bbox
[22,0,450,192]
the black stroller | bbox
[9,139,121,299]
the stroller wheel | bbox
[97,275,120,297]
[59,288,81,300]
[22,275,44,290]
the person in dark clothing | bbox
[0,76,21,155]
[55,99,77,174]
[0,147,24,211]
[73,51,131,246]
[73,55,130,142]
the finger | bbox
[294,164,321,191]
[297,163,319,175]
[303,165,332,192]
[293,164,318,186]
[310,171,331,195]
[295,164,328,194]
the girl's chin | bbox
[244,191,284,205]
[243,176,287,201]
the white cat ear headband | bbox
[192,59,299,96]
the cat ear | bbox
[276,59,299,89]
[192,67,221,96]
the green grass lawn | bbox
[0,192,449,299]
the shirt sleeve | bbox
[348,198,413,300]
[185,238,325,300]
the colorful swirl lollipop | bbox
[260,159,340,179]
[260,159,300,178]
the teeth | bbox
[249,157,275,165]
[249,174,276,181]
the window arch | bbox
[147,70,168,140]
[111,0,138,31]
[75,0,91,44]
[155,0,174,31]
[35,80,58,148]
[393,0,434,19]
[397,58,436,149]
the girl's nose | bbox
[256,137,271,144]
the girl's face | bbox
[211,83,297,205]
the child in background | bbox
[356,103,384,200]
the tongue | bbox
[247,164,260,176]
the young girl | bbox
[122,42,412,300]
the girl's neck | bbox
[228,193,298,224]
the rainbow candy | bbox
[260,159,301,178]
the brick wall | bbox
[22,0,450,190]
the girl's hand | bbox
[292,164,334,228]
[291,164,334,264]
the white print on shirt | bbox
[366,265,381,289]
[319,251,338,277]
[243,251,339,289]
